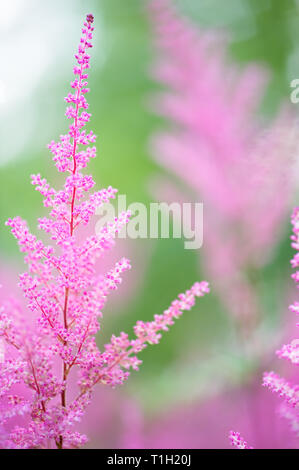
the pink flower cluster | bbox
[229,431,253,449]
[0,14,209,449]
[263,207,299,437]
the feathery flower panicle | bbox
[229,431,253,449]
[148,0,297,321]
[0,15,209,449]
[263,207,299,438]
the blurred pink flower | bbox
[147,0,298,322]
[140,382,295,449]
[229,431,253,449]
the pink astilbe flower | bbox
[142,382,295,449]
[263,208,299,438]
[0,15,209,449]
[229,431,253,449]
[147,0,297,322]
[263,372,299,408]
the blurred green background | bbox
[0,0,298,418]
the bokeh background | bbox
[1,0,299,448]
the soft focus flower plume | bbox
[0,14,209,449]
[147,0,298,323]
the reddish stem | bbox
[57,26,89,450]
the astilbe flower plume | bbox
[147,0,297,323]
[263,208,299,439]
[0,15,209,449]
